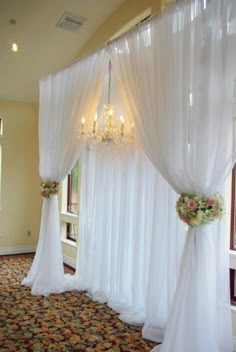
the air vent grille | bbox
[56,12,87,32]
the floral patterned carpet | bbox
[0,254,156,352]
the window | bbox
[230,165,236,304]
[66,223,78,242]
[60,161,80,243]
[230,92,236,304]
[67,161,79,214]
[231,166,236,249]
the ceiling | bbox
[0,0,125,104]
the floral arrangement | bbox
[40,181,60,198]
[176,192,224,227]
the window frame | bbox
[66,222,77,242]
[67,173,72,213]
[230,165,235,250]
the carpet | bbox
[0,254,156,351]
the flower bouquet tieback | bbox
[40,181,60,198]
[176,193,224,227]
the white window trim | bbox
[60,212,78,224]
[230,250,236,270]
[61,238,77,248]
[60,212,79,244]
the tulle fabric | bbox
[66,143,185,333]
[110,0,236,350]
[22,49,109,296]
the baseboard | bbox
[0,245,36,256]
[0,247,76,270]
[63,255,76,269]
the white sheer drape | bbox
[110,0,236,351]
[22,49,109,296]
[68,143,185,331]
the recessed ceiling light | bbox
[11,43,18,52]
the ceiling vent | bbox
[56,12,87,32]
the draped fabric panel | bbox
[110,0,236,350]
[68,143,185,331]
[22,49,109,296]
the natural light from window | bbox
[60,160,80,243]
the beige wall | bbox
[76,0,175,59]
[0,99,41,250]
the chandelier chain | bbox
[108,60,111,104]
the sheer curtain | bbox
[110,0,236,351]
[22,48,109,296]
[72,142,185,329]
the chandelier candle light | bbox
[79,61,135,145]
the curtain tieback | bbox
[40,180,60,198]
[176,192,224,227]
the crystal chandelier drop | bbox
[79,61,135,145]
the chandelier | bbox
[79,61,135,145]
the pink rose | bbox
[206,197,216,206]
[213,210,219,217]
[180,215,190,224]
[185,200,197,211]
